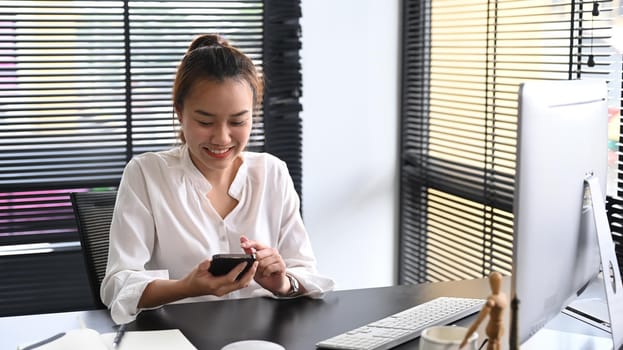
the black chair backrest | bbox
[70,190,117,309]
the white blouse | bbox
[100,145,334,324]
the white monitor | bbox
[510,79,609,345]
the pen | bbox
[112,324,127,348]
[21,332,65,350]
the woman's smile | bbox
[204,146,234,159]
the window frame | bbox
[398,0,623,283]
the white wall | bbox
[300,0,401,290]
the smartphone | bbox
[208,253,256,280]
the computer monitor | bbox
[510,79,609,345]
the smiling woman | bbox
[178,79,254,183]
[175,40,257,219]
[100,34,334,325]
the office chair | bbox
[70,190,117,309]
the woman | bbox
[101,34,334,324]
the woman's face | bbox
[177,78,254,177]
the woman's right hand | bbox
[138,258,258,309]
[182,258,259,297]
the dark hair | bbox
[173,33,264,115]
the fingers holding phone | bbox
[207,254,258,296]
[208,253,256,280]
[185,255,258,298]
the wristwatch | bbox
[285,273,300,296]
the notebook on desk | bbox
[18,328,197,350]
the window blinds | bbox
[399,0,622,283]
[0,0,303,245]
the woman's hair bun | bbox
[187,34,230,53]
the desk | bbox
[0,278,612,350]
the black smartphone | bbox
[208,253,256,280]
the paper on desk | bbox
[18,328,196,350]
[100,329,197,350]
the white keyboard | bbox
[315,296,485,350]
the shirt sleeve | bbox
[273,159,335,298]
[100,159,168,324]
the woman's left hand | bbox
[240,235,290,295]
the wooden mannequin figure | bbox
[460,271,508,350]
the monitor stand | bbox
[580,176,623,349]
[563,276,611,333]
[508,176,623,350]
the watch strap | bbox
[285,273,300,296]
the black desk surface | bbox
[130,277,491,350]
[0,277,612,350]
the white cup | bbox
[220,340,285,350]
[419,325,478,350]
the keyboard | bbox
[315,296,485,350]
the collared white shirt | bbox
[101,145,334,324]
